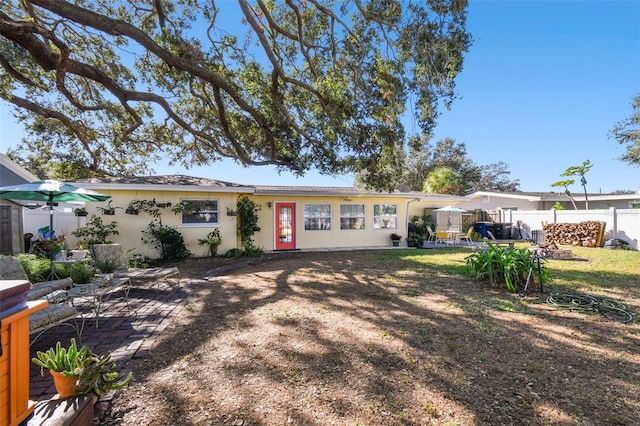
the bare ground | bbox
[100,250,640,426]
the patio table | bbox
[446,230,460,244]
[66,277,131,328]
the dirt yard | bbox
[100,250,639,425]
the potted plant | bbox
[197,228,222,256]
[125,200,140,215]
[32,338,132,398]
[70,262,95,292]
[94,258,119,284]
[97,200,121,216]
[74,207,88,217]
[389,233,402,247]
[31,338,92,397]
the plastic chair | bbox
[459,226,474,245]
[435,227,449,244]
[425,226,437,243]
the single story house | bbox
[71,175,464,258]
[6,165,638,256]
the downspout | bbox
[406,198,420,236]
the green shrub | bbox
[17,254,70,282]
[72,215,119,249]
[142,221,190,261]
[223,248,243,258]
[465,242,550,292]
[70,263,95,284]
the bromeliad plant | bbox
[465,242,550,292]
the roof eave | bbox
[75,182,255,194]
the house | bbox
[8,165,637,256]
[459,191,640,248]
[0,153,39,254]
[461,190,640,212]
[72,175,463,257]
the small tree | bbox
[561,160,593,209]
[550,179,578,210]
[423,167,462,194]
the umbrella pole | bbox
[49,194,55,280]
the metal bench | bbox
[0,256,84,344]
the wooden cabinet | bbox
[0,299,47,426]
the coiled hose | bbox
[546,291,635,324]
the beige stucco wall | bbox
[73,188,456,256]
[81,189,238,258]
[459,195,538,211]
[250,194,419,250]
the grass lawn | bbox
[102,245,640,425]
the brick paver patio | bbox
[28,277,192,417]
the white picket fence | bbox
[501,207,640,249]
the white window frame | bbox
[304,204,332,230]
[179,199,220,226]
[340,204,365,230]
[373,204,398,229]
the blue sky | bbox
[1,0,639,193]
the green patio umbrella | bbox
[0,180,111,279]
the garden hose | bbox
[545,291,635,324]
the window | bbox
[373,204,397,229]
[304,204,331,230]
[179,199,219,225]
[340,204,365,230]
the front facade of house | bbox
[73,175,461,258]
[251,187,451,251]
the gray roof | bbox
[74,174,247,188]
[254,185,454,199]
[71,174,466,200]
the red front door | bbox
[275,202,296,250]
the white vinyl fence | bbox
[501,208,640,249]
[22,207,86,248]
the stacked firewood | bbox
[542,221,606,247]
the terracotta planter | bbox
[50,370,79,398]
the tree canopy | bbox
[610,94,640,167]
[356,136,520,195]
[0,0,471,188]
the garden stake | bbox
[520,249,546,297]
